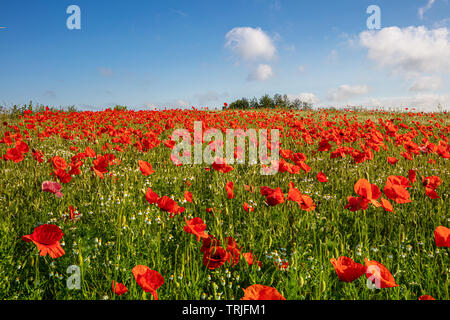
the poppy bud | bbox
[320,280,326,293]
[299,276,304,288]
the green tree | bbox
[229,98,249,109]
[259,94,274,108]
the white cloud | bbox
[365,93,449,112]
[247,64,273,81]
[418,0,435,20]
[288,92,319,104]
[225,27,276,61]
[359,26,450,76]
[327,84,369,101]
[409,76,444,91]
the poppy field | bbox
[0,107,449,300]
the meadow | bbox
[0,107,448,300]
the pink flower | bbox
[41,180,63,198]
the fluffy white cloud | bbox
[409,76,443,92]
[247,64,273,81]
[418,0,435,20]
[327,84,369,101]
[288,92,319,104]
[225,27,276,61]
[359,26,450,75]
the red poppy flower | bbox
[425,188,439,199]
[422,176,442,190]
[202,246,229,270]
[68,205,79,221]
[41,180,63,198]
[92,155,109,174]
[49,156,67,171]
[68,160,83,176]
[422,176,442,199]
[434,226,450,247]
[408,169,417,184]
[400,151,413,160]
[380,198,394,212]
[317,171,328,182]
[344,196,369,211]
[260,186,275,196]
[418,295,436,300]
[15,140,29,154]
[354,179,381,207]
[32,149,44,163]
[225,237,241,267]
[318,139,332,152]
[183,217,208,242]
[138,160,155,176]
[112,281,128,296]
[132,265,164,300]
[211,158,234,173]
[365,258,398,288]
[241,284,286,300]
[330,256,366,282]
[157,196,185,217]
[387,157,398,165]
[145,188,159,204]
[297,160,311,173]
[225,181,235,199]
[243,202,254,212]
[200,235,220,253]
[4,147,24,162]
[288,183,315,211]
[22,224,65,258]
[84,147,96,158]
[384,176,411,204]
[184,190,193,203]
[244,184,256,193]
[242,252,262,267]
[164,139,176,149]
[53,168,72,184]
[297,193,315,211]
[265,187,285,206]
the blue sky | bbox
[0,0,449,111]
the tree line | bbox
[225,94,314,110]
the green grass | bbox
[0,108,448,300]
